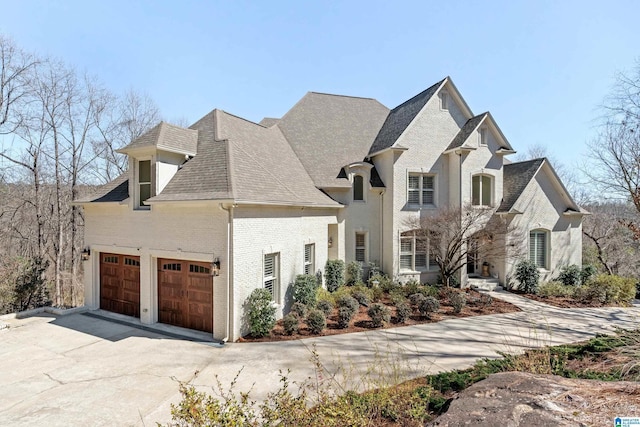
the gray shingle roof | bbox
[119,122,198,155]
[277,92,389,188]
[497,158,545,212]
[368,78,446,155]
[259,117,280,127]
[445,113,488,151]
[74,173,129,203]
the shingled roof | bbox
[497,158,545,213]
[118,122,198,155]
[445,113,488,151]
[368,78,446,155]
[74,173,129,203]
[277,92,389,188]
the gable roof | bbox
[368,78,445,156]
[73,173,129,203]
[498,158,545,213]
[277,92,389,188]
[445,113,488,151]
[118,122,198,156]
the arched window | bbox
[529,229,549,269]
[353,175,364,201]
[472,174,492,206]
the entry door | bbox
[157,259,213,333]
[466,241,479,275]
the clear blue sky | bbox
[3,0,639,170]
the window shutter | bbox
[264,254,277,297]
[355,233,366,262]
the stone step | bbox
[468,278,502,292]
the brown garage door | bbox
[158,259,213,333]
[100,253,140,318]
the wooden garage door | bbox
[100,253,140,318]
[158,259,213,333]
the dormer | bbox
[117,122,198,209]
[442,112,515,157]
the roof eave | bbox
[496,149,517,155]
[368,145,409,158]
[443,146,478,155]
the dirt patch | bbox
[239,289,519,343]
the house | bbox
[76,77,585,341]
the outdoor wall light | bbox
[328,237,333,248]
[211,258,221,277]
[81,248,91,261]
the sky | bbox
[2,0,639,173]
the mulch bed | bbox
[238,289,520,343]
[509,290,628,308]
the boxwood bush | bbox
[306,309,326,334]
[282,313,299,335]
[246,288,276,337]
[368,303,391,328]
[514,259,539,294]
[292,274,318,307]
[325,260,345,292]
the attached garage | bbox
[158,258,214,333]
[100,253,141,318]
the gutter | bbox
[219,203,235,343]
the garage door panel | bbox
[100,253,140,318]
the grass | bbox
[164,328,640,426]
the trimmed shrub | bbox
[395,300,411,324]
[283,313,299,335]
[290,301,308,318]
[292,274,318,307]
[371,285,383,302]
[478,293,493,307]
[346,261,363,286]
[514,259,540,294]
[317,299,334,317]
[325,260,345,292]
[246,288,276,338]
[368,303,391,328]
[368,273,393,291]
[352,290,370,307]
[336,295,359,317]
[581,264,597,284]
[337,306,355,329]
[306,309,326,334]
[409,293,427,306]
[557,265,581,286]
[390,288,406,305]
[403,279,422,297]
[418,296,440,319]
[449,291,466,314]
[316,287,334,305]
[537,281,575,298]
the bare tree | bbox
[404,205,524,286]
[0,35,37,133]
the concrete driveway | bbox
[1,292,639,426]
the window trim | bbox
[400,233,437,272]
[355,232,367,264]
[304,243,315,275]
[263,252,280,301]
[353,174,365,202]
[479,127,488,146]
[529,229,549,269]
[407,172,436,207]
[136,158,152,210]
[471,174,493,207]
[440,91,449,111]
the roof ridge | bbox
[389,77,446,112]
[308,91,380,101]
[218,109,267,128]
[505,157,546,167]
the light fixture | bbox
[328,237,333,248]
[81,248,91,261]
[211,258,221,276]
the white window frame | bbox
[353,174,365,202]
[440,91,449,110]
[529,230,549,269]
[136,158,152,210]
[263,252,280,301]
[355,232,367,264]
[400,234,437,272]
[407,173,436,207]
[304,243,315,275]
[471,174,493,207]
[479,127,488,146]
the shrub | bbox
[514,259,540,294]
[346,261,363,286]
[390,289,406,305]
[418,296,440,319]
[325,260,345,292]
[557,265,581,286]
[306,309,326,334]
[581,274,636,305]
[317,299,334,317]
[581,264,597,284]
[336,294,359,313]
[395,300,411,323]
[478,293,493,307]
[368,303,391,328]
[449,291,466,314]
[316,287,334,305]
[283,313,299,335]
[337,306,355,329]
[246,288,276,337]
[290,301,308,318]
[368,273,392,291]
[537,281,575,298]
[292,274,318,307]
[409,293,426,306]
[315,269,323,287]
[352,290,370,307]
[371,286,383,302]
[403,279,422,297]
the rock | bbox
[428,371,640,426]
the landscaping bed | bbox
[239,288,519,343]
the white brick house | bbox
[76,77,585,341]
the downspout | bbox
[219,203,234,343]
[379,189,385,273]
[457,150,464,287]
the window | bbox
[440,91,448,110]
[472,175,492,206]
[355,232,366,263]
[529,230,548,269]
[124,257,140,267]
[162,263,181,271]
[400,234,437,271]
[353,175,364,201]
[103,255,118,264]
[138,160,151,208]
[304,244,315,275]
[264,253,279,299]
[479,127,487,146]
[408,173,435,206]
[189,264,210,274]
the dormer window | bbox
[353,175,364,202]
[479,127,487,146]
[440,91,449,110]
[137,159,151,209]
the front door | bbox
[466,241,479,275]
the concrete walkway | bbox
[1,292,639,426]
